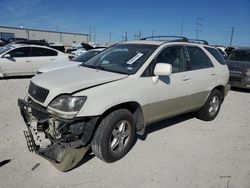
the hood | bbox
[38,60,81,73]
[226,60,250,70]
[31,66,128,103]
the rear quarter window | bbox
[205,47,226,65]
[186,46,214,70]
[31,47,58,57]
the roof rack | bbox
[140,36,188,42]
[188,39,209,45]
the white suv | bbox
[18,37,230,171]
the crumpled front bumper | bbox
[18,98,93,171]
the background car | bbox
[0,44,69,77]
[225,47,235,56]
[12,39,49,46]
[217,48,227,59]
[226,48,250,89]
[70,48,87,56]
[37,48,105,74]
[0,38,8,47]
[7,37,27,43]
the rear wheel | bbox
[91,109,135,163]
[197,89,222,121]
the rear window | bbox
[205,47,226,65]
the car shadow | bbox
[71,112,195,171]
[0,75,33,80]
[137,112,195,141]
[230,87,250,93]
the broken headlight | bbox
[47,95,87,119]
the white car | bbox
[0,44,69,77]
[70,47,87,57]
[37,48,105,74]
[18,37,230,171]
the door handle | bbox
[25,60,32,63]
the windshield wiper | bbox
[81,64,128,75]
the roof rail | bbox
[188,39,209,45]
[141,36,188,42]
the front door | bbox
[0,47,32,76]
[141,45,194,124]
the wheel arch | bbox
[97,101,145,133]
[212,85,225,102]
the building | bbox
[0,25,88,47]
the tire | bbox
[197,89,222,121]
[91,109,135,163]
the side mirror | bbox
[3,54,11,58]
[152,63,172,84]
[154,63,172,76]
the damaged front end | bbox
[18,98,98,171]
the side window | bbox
[31,47,43,56]
[43,48,58,56]
[142,46,186,76]
[31,47,58,57]
[155,46,186,73]
[204,47,226,65]
[8,47,31,58]
[186,46,214,70]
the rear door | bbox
[30,47,59,72]
[0,47,32,76]
[184,45,216,109]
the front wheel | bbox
[197,89,222,121]
[91,109,135,163]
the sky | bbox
[0,0,250,46]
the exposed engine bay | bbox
[18,98,98,171]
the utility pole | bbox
[89,25,92,42]
[125,32,128,41]
[195,17,202,39]
[109,32,112,44]
[133,31,142,40]
[180,15,184,36]
[93,25,96,44]
[230,27,234,47]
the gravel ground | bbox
[0,78,250,188]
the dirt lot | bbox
[0,78,250,188]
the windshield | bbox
[82,44,158,75]
[228,50,250,62]
[72,50,101,62]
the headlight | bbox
[47,95,87,119]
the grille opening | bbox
[28,82,49,103]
